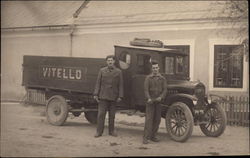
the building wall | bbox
[1,26,248,101]
[73,27,248,97]
[1,30,71,101]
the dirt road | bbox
[1,102,249,157]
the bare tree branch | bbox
[212,0,248,62]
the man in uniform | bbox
[143,60,167,144]
[93,55,124,138]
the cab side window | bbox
[136,54,151,75]
[119,51,131,70]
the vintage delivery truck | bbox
[22,44,227,142]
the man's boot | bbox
[109,131,117,137]
[151,137,160,142]
[94,133,102,138]
[143,138,149,144]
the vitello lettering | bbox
[41,66,84,80]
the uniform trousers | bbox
[143,102,162,139]
[96,99,116,135]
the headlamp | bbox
[192,100,197,105]
[207,95,212,104]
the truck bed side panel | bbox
[22,56,106,94]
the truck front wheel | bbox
[84,111,98,124]
[200,103,227,137]
[165,102,194,142]
[46,95,69,126]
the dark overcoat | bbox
[93,66,124,101]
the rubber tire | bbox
[84,111,98,124]
[165,102,194,142]
[200,103,227,137]
[46,95,68,126]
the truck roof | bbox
[114,45,187,55]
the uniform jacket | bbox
[93,66,124,101]
[144,73,167,100]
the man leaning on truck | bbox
[93,55,124,138]
[143,60,167,144]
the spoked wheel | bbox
[84,111,98,124]
[200,103,227,137]
[46,95,69,126]
[165,102,194,142]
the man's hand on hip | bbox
[116,97,122,103]
[94,96,99,103]
[147,98,153,104]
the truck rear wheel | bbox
[46,95,69,126]
[165,102,194,142]
[84,111,98,124]
[200,103,227,137]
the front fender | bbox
[165,93,198,106]
[205,94,227,105]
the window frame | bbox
[161,40,194,80]
[213,45,243,88]
[208,39,248,92]
[163,45,190,77]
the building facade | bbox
[1,1,248,101]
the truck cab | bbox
[115,45,194,108]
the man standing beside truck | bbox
[143,60,167,144]
[93,55,124,138]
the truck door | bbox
[117,51,132,108]
[131,54,152,107]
